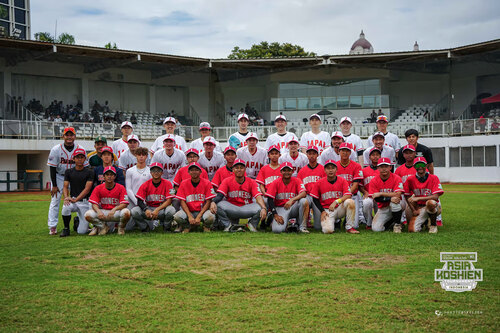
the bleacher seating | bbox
[393,104,434,123]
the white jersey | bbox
[341,133,364,153]
[363,145,396,166]
[318,146,357,165]
[125,165,151,206]
[190,137,222,153]
[112,138,129,159]
[236,146,267,179]
[300,131,331,154]
[150,134,188,154]
[366,132,401,151]
[265,132,299,154]
[118,149,151,171]
[47,143,88,176]
[229,131,257,149]
[151,148,186,181]
[198,151,225,180]
[279,152,308,177]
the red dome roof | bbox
[350,30,373,51]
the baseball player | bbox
[173,148,209,189]
[151,134,186,182]
[118,134,151,175]
[210,159,267,232]
[212,146,238,188]
[236,133,267,179]
[112,121,133,159]
[397,129,434,174]
[85,166,130,235]
[149,116,188,155]
[198,136,225,181]
[404,157,443,234]
[124,147,151,230]
[265,162,309,233]
[300,114,331,154]
[60,148,94,237]
[256,145,282,196]
[94,146,125,187]
[265,115,299,154]
[278,138,308,177]
[228,113,257,149]
[395,145,418,184]
[47,127,88,235]
[297,146,326,231]
[319,131,357,165]
[368,157,405,233]
[87,136,117,168]
[131,162,176,232]
[362,132,396,167]
[190,122,222,153]
[338,116,364,165]
[360,147,382,229]
[366,115,401,156]
[174,162,216,233]
[311,160,356,234]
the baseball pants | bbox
[320,198,356,233]
[47,174,65,229]
[216,200,261,228]
[362,198,376,227]
[353,193,364,228]
[406,200,441,232]
[131,206,175,231]
[61,200,90,234]
[173,210,215,228]
[271,198,308,233]
[306,195,322,231]
[371,202,402,232]
[84,208,131,228]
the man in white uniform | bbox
[319,131,357,165]
[112,121,133,159]
[149,116,188,154]
[229,113,256,149]
[265,115,299,154]
[300,113,330,154]
[151,134,186,182]
[190,122,222,153]
[363,132,396,167]
[118,134,151,175]
[366,115,401,157]
[198,136,225,180]
[338,116,364,165]
[125,147,152,231]
[236,133,267,179]
[278,138,308,177]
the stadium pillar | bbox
[81,76,89,113]
[149,85,156,115]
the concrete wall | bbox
[0,151,18,191]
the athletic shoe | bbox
[393,224,402,234]
[203,226,211,232]
[73,217,79,232]
[88,227,98,236]
[299,228,310,234]
[60,228,70,237]
[49,227,57,235]
[366,226,372,230]
[402,220,408,225]
[247,223,257,233]
[173,226,182,233]
[436,220,443,227]
[429,225,438,234]
[346,228,360,234]
[182,227,191,233]
[152,220,159,230]
[98,224,110,236]
[117,226,125,235]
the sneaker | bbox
[88,227,98,236]
[173,226,182,233]
[73,217,79,232]
[203,226,211,232]
[223,225,231,232]
[299,228,310,234]
[393,224,402,234]
[49,227,57,235]
[436,220,443,227]
[346,228,360,234]
[60,228,70,237]
[98,224,110,236]
[152,220,159,230]
[117,226,125,235]
[182,227,191,233]
[366,226,372,230]
[429,225,438,234]
[247,223,257,233]
[402,220,408,225]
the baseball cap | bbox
[245,133,259,141]
[309,113,321,120]
[121,121,133,129]
[149,162,164,170]
[323,159,338,168]
[101,146,113,154]
[238,113,249,121]
[306,145,319,153]
[199,122,211,130]
[377,157,392,166]
[331,131,344,139]
[203,136,216,146]
[162,134,176,143]
[94,136,107,143]
[339,142,352,151]
[369,146,382,155]
[280,162,293,171]
[187,162,202,171]
[267,145,280,153]
[127,134,141,144]
[288,138,300,145]
[185,148,199,156]
[63,127,75,135]
[339,116,352,124]
[377,115,389,123]
[275,115,287,122]
[233,158,246,167]
[402,144,416,152]
[223,146,236,154]
[163,116,176,124]
[413,157,428,166]
[103,166,117,174]
[72,148,87,158]
[372,131,385,140]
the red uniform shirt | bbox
[265,177,306,207]
[404,174,444,206]
[176,178,216,212]
[368,173,404,209]
[89,183,128,210]
[217,177,262,206]
[297,164,326,195]
[255,164,282,189]
[136,178,175,207]
[172,165,209,186]
[310,176,351,209]
[361,166,379,192]
[335,160,363,185]
[211,166,234,188]
[395,164,416,184]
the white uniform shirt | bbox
[47,143,88,176]
[150,134,188,154]
[229,131,257,149]
[190,137,222,153]
[112,138,129,159]
[300,131,331,154]
[236,146,267,179]
[318,146,357,165]
[118,149,151,171]
[125,165,152,205]
[265,132,299,154]
[278,152,308,177]
[363,145,396,166]
[151,148,186,181]
[198,151,225,180]
[366,132,401,151]
[341,133,364,153]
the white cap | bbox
[339,116,352,124]
[127,134,141,144]
[162,134,176,143]
[309,113,321,120]
[331,131,344,139]
[245,133,259,141]
[163,116,176,124]
[199,122,211,130]
[275,115,287,122]
[203,136,216,145]
[121,121,133,129]
[238,113,249,121]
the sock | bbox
[62,215,71,229]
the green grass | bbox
[0,186,499,332]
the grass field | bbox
[0,185,498,332]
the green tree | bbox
[34,32,75,44]
[57,32,75,45]
[104,42,118,49]
[34,32,55,42]
[228,41,316,59]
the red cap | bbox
[203,136,216,146]
[149,162,164,170]
[323,159,338,167]
[224,146,236,154]
[185,148,199,156]
[101,146,113,154]
[369,146,382,155]
[245,133,259,141]
[339,142,352,151]
[377,157,392,166]
[377,115,388,122]
[187,162,202,170]
[103,166,117,174]
[280,162,294,171]
[267,145,280,153]
[72,148,87,158]
[63,127,75,135]
[233,158,246,167]
[306,145,319,153]
[402,144,416,152]
[413,157,428,165]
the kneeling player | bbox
[266,162,309,233]
[131,163,176,232]
[311,160,356,234]
[404,157,443,234]
[85,166,130,235]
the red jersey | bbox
[395,164,416,184]
[361,166,379,192]
[217,177,262,206]
[265,177,306,207]
[172,165,209,186]
[297,164,326,195]
[368,173,404,209]
[335,160,363,185]
[310,177,351,209]
[89,183,128,210]
[256,164,281,189]
[136,178,175,207]
[211,166,234,188]
[176,178,216,212]
[404,174,444,206]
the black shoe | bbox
[60,228,70,237]
[73,217,79,232]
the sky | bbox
[30,0,500,59]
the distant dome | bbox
[349,30,374,55]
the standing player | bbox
[278,138,308,177]
[94,146,125,186]
[118,134,151,174]
[300,114,330,154]
[60,148,94,237]
[85,166,130,235]
[236,133,267,179]
[362,132,396,167]
[125,147,151,230]
[311,160,356,234]
[297,146,326,231]
[47,127,88,235]
[210,159,267,232]
[151,134,186,182]
[149,116,188,155]
[190,122,222,153]
[173,148,209,189]
[112,121,133,159]
[366,115,401,156]
[211,146,237,188]
[397,129,434,173]
[256,145,282,197]
[198,136,225,181]
[319,131,357,165]
[174,162,216,233]
[360,147,381,229]
[228,113,256,149]
[404,157,443,234]
[265,115,299,154]
[395,145,417,184]
[265,162,309,233]
[339,116,364,165]
[87,136,116,168]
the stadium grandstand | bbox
[0,37,499,188]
